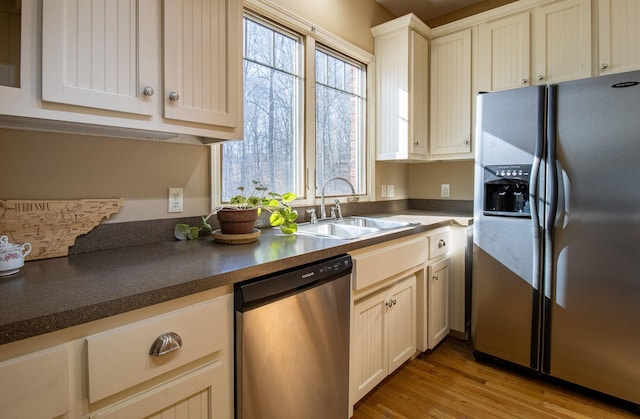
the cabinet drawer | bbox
[350,235,427,291]
[0,345,68,418]
[87,297,228,403]
[427,228,450,261]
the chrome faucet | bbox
[306,208,318,224]
[331,199,343,220]
[320,176,356,219]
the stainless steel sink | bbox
[295,222,379,239]
[338,217,411,230]
[295,216,412,239]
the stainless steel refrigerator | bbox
[472,70,640,406]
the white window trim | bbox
[211,0,376,209]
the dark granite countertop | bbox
[0,212,471,345]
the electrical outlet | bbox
[441,184,450,198]
[168,188,183,213]
[381,184,387,198]
[387,184,395,197]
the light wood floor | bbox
[352,338,638,418]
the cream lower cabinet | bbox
[89,361,226,419]
[0,288,233,419]
[0,345,69,418]
[348,235,426,414]
[417,227,451,351]
[427,257,450,349]
[597,0,640,75]
[351,273,417,405]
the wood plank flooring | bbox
[352,338,638,418]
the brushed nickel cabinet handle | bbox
[168,91,180,102]
[143,86,155,96]
[149,332,183,356]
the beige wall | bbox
[0,129,210,222]
[374,162,409,200]
[267,0,394,52]
[408,161,475,200]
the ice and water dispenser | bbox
[483,164,531,217]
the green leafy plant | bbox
[174,181,299,240]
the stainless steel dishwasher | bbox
[235,254,352,419]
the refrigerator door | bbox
[472,85,546,369]
[547,71,640,404]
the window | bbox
[220,12,368,204]
[221,15,303,201]
[315,48,366,196]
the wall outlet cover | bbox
[440,184,450,198]
[168,188,183,213]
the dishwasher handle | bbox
[235,254,352,312]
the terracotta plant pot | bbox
[216,208,259,234]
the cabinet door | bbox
[351,291,387,404]
[0,345,69,419]
[42,0,156,115]
[387,274,417,372]
[532,0,592,84]
[90,361,229,419]
[598,0,640,75]
[0,1,20,89]
[429,29,472,158]
[163,0,241,129]
[428,258,450,349]
[409,30,429,158]
[478,13,530,92]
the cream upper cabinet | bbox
[372,15,430,162]
[597,0,640,75]
[163,0,241,128]
[7,0,242,142]
[429,28,473,159]
[42,0,156,116]
[531,0,592,84]
[478,13,531,92]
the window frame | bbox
[211,0,374,209]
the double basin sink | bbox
[295,216,413,239]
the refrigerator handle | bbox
[527,85,546,371]
[546,85,559,285]
[540,84,559,374]
[529,86,546,293]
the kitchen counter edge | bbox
[0,213,471,346]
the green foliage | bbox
[174,181,299,240]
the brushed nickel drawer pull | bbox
[149,332,183,356]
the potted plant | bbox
[174,181,299,241]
